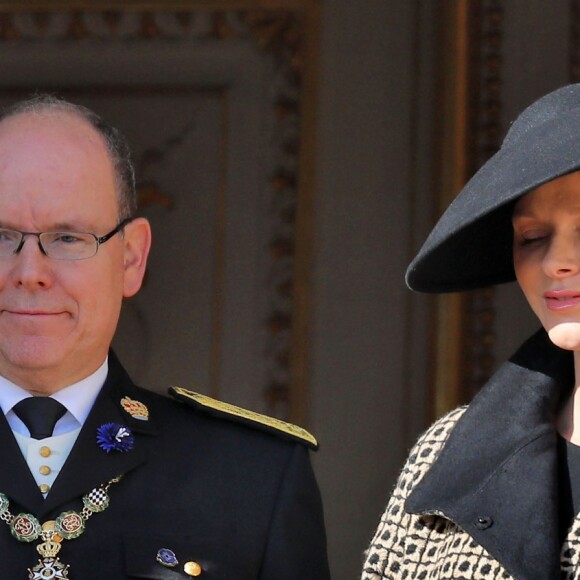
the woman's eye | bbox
[512,222,549,246]
[519,233,547,246]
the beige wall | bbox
[311,1,437,577]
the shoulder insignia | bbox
[169,386,318,450]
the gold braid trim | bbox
[169,387,318,450]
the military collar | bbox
[0,351,155,517]
[406,329,574,580]
[39,351,156,517]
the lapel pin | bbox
[156,548,178,568]
[120,397,149,421]
[96,423,134,453]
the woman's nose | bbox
[543,235,580,277]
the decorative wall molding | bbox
[432,0,504,415]
[462,0,503,401]
[0,10,305,45]
[571,0,580,81]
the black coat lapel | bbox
[406,329,574,580]
[40,353,156,519]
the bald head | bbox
[0,95,136,220]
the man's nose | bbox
[11,235,53,289]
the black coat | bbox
[363,329,577,580]
[0,353,330,579]
[405,329,574,580]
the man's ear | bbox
[122,217,152,298]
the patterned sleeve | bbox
[361,407,466,579]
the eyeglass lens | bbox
[0,229,98,260]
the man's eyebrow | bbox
[0,221,92,231]
[48,222,90,231]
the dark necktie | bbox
[12,397,67,439]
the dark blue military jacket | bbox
[0,353,330,579]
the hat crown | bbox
[502,83,580,149]
[406,82,580,293]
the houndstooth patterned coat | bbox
[362,330,580,580]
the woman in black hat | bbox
[362,84,580,580]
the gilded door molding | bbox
[431,0,504,416]
[0,2,320,426]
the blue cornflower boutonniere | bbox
[96,423,134,453]
[156,548,179,568]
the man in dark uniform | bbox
[0,95,330,579]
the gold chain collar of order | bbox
[0,475,122,579]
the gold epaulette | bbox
[169,386,318,450]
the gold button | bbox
[39,465,51,476]
[39,484,50,494]
[39,446,51,458]
[184,561,202,576]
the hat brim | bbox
[406,110,580,293]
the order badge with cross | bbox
[29,556,69,579]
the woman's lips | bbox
[544,291,580,311]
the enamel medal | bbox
[27,520,69,579]
[29,557,69,579]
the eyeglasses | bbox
[0,217,133,261]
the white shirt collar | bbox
[0,359,108,436]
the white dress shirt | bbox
[0,359,108,495]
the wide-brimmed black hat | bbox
[406,83,580,293]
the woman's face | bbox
[513,171,580,350]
